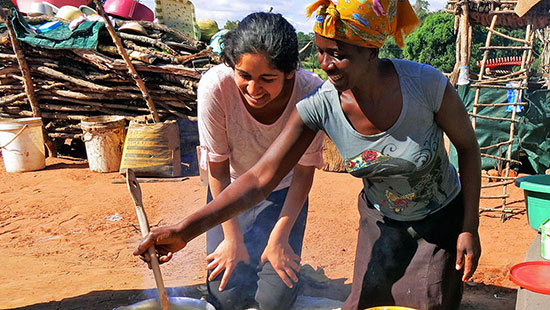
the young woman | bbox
[196,12,324,310]
[135,1,482,309]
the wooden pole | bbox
[0,9,41,117]
[91,0,160,122]
[126,170,170,310]
[0,8,56,156]
[459,1,470,82]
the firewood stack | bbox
[0,16,221,141]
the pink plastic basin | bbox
[102,0,154,21]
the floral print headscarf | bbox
[306,0,420,48]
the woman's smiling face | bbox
[315,33,370,91]
[234,53,293,109]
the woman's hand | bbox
[206,239,250,291]
[133,225,187,266]
[260,237,301,288]
[455,231,481,281]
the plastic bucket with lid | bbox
[81,115,126,173]
[515,175,550,231]
[0,117,45,173]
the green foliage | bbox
[379,37,403,59]
[311,68,328,81]
[297,32,316,62]
[412,0,430,21]
[223,20,239,31]
[402,12,456,73]
[298,32,327,80]
[469,26,535,70]
[402,11,542,75]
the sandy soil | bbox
[0,156,538,309]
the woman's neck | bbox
[351,58,396,106]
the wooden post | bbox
[450,14,461,86]
[91,0,160,122]
[458,1,470,83]
[0,9,41,116]
[0,8,56,156]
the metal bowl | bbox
[114,297,215,310]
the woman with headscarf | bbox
[134,1,482,309]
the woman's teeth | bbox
[330,74,343,81]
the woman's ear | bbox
[368,48,380,60]
[285,70,296,80]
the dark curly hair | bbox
[220,12,298,74]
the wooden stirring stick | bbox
[126,169,170,310]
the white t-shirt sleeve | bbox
[197,67,231,170]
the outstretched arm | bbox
[435,81,482,282]
[134,110,318,261]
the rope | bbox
[0,124,28,149]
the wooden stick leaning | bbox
[126,169,170,310]
[92,0,160,122]
[0,9,41,117]
[0,8,56,156]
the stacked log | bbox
[0,16,221,141]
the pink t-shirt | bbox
[198,64,325,190]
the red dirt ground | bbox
[0,156,538,309]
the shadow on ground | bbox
[6,280,516,310]
[6,279,351,310]
[6,285,206,310]
[44,161,89,170]
[461,283,517,309]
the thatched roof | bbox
[447,0,550,29]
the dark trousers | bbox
[206,187,308,310]
[344,191,465,310]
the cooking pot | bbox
[102,0,154,21]
[114,297,215,310]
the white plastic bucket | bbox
[81,116,126,173]
[0,117,46,173]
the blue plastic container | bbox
[515,175,550,231]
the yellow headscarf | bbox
[306,0,420,48]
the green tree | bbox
[412,0,430,21]
[223,20,239,31]
[297,32,316,62]
[403,12,456,73]
[379,37,403,59]
[297,32,327,80]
